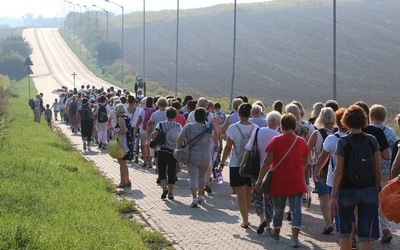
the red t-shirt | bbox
[265,133,309,196]
[175,114,187,127]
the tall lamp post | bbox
[93,4,109,75]
[69,1,75,48]
[333,0,337,100]
[143,0,146,85]
[105,0,124,85]
[76,3,82,55]
[229,0,237,110]
[175,0,180,97]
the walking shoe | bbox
[287,212,292,221]
[161,188,168,199]
[205,184,212,194]
[142,163,147,168]
[87,146,91,152]
[134,156,139,163]
[83,142,87,150]
[291,240,300,248]
[381,230,393,243]
[168,193,174,200]
[266,228,280,241]
[191,198,198,208]
[98,142,102,149]
[257,221,268,235]
[197,195,205,204]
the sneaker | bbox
[291,240,300,248]
[98,142,102,149]
[87,146,91,152]
[197,195,205,204]
[257,221,268,235]
[83,142,87,150]
[287,212,292,221]
[161,188,168,199]
[168,193,174,200]
[134,156,139,163]
[381,230,393,243]
[190,202,198,208]
[205,184,212,194]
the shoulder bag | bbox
[240,128,260,177]
[174,124,207,164]
[108,134,125,159]
[262,136,298,194]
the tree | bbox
[95,41,121,67]
[0,52,25,81]
[1,35,32,59]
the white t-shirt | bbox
[125,107,140,128]
[186,111,213,124]
[245,127,280,167]
[149,110,167,132]
[324,131,346,187]
[226,122,258,167]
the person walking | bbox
[255,113,309,248]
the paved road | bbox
[24,28,400,250]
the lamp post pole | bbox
[143,0,146,84]
[105,0,124,85]
[175,0,180,97]
[70,1,75,48]
[333,0,337,100]
[230,0,237,110]
[93,4,109,75]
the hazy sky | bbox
[0,0,269,19]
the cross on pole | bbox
[72,72,77,89]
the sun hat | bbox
[166,127,181,145]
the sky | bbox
[0,0,269,19]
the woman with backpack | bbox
[330,105,381,250]
[135,97,155,168]
[114,103,134,188]
[68,95,79,134]
[95,95,110,150]
[219,103,258,228]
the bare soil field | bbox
[112,1,400,115]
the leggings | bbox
[157,150,177,184]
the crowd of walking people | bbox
[34,83,400,249]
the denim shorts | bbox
[338,186,378,242]
[315,176,329,197]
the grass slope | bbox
[0,79,171,249]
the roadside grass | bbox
[0,78,172,249]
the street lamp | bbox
[175,0,179,97]
[92,4,109,75]
[333,0,337,100]
[83,5,90,61]
[76,3,82,55]
[230,0,237,110]
[143,0,146,84]
[69,1,75,48]
[105,0,124,85]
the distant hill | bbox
[114,0,400,115]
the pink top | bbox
[265,133,309,196]
[175,114,187,127]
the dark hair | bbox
[236,95,248,103]
[324,100,339,112]
[272,100,284,114]
[342,105,368,129]
[194,108,207,123]
[166,107,178,119]
[98,95,107,103]
[120,96,127,104]
[187,100,197,111]
[238,103,252,118]
[82,97,89,104]
[171,101,181,110]
[214,102,221,110]
[146,97,154,108]
[128,95,136,104]
[183,95,193,106]
[281,113,297,131]
[354,101,369,116]
[46,104,50,108]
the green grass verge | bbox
[0,78,172,249]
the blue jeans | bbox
[271,193,302,229]
[315,176,329,198]
[338,186,378,242]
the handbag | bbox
[174,124,206,164]
[108,134,125,159]
[240,128,260,177]
[262,136,298,194]
[150,122,165,148]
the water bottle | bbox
[215,170,224,184]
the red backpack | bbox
[142,107,155,130]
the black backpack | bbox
[97,104,108,123]
[29,98,35,109]
[318,128,338,173]
[69,101,77,115]
[344,134,374,187]
[80,104,93,121]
